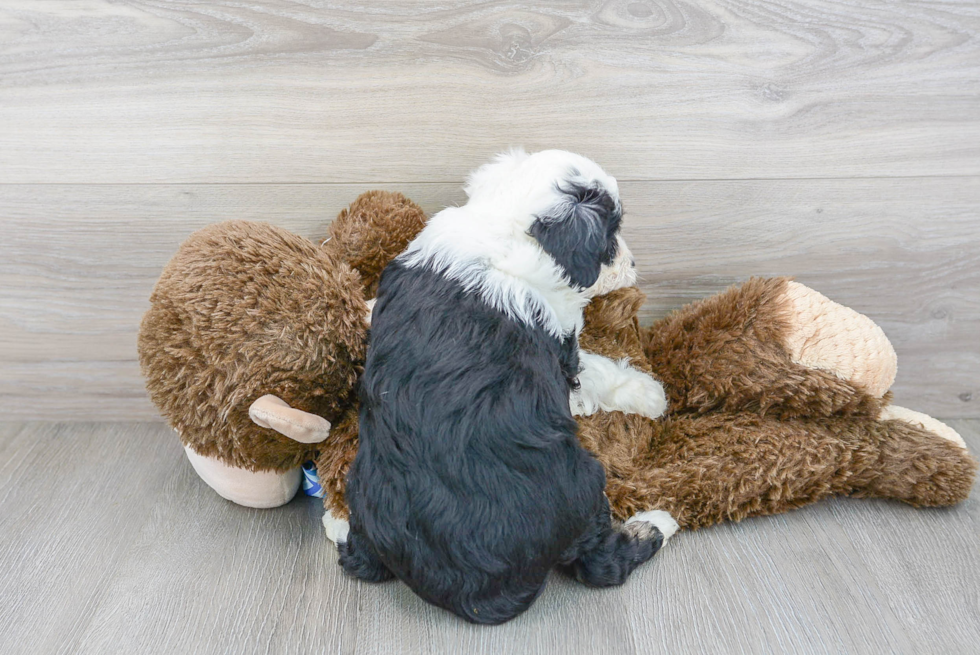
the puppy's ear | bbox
[464,147,528,199]
[529,181,622,289]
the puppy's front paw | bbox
[627,510,679,544]
[609,368,667,420]
[322,509,350,545]
[570,389,598,417]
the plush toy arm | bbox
[248,395,332,444]
[571,351,667,420]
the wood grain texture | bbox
[630,176,980,419]
[1,0,979,183]
[2,178,977,420]
[1,1,978,419]
[1,420,978,654]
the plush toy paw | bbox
[322,509,350,545]
[626,510,680,544]
[880,405,967,449]
[780,281,897,397]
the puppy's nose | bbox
[630,257,636,268]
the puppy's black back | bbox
[345,261,608,623]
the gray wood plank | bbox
[2,178,977,420]
[1,421,977,654]
[0,182,461,422]
[0,423,182,654]
[629,177,980,419]
[1,1,978,183]
[627,512,915,654]
[825,419,980,652]
[0,423,360,655]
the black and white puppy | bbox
[339,149,675,624]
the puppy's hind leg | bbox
[559,500,667,587]
[338,529,395,583]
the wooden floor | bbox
[1,420,978,654]
[2,2,979,653]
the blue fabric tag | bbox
[301,461,325,498]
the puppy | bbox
[340,149,673,624]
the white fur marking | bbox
[364,297,377,327]
[585,237,636,299]
[322,509,350,545]
[571,351,667,420]
[399,209,585,338]
[627,510,679,543]
[399,149,628,338]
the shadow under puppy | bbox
[341,150,676,624]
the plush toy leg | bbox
[781,281,896,397]
[643,277,894,419]
[863,406,977,505]
[596,413,855,529]
[183,445,302,509]
[592,411,976,530]
[310,407,361,520]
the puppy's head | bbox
[465,149,636,298]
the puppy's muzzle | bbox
[587,236,637,297]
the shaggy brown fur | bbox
[140,191,976,532]
[311,191,427,518]
[577,284,977,529]
[642,277,888,420]
[315,406,360,519]
[138,192,427,476]
[580,411,976,529]
[138,221,368,472]
[323,190,427,298]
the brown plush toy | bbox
[576,279,977,529]
[139,190,976,539]
[138,191,426,509]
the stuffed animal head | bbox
[138,220,371,472]
[323,190,427,298]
